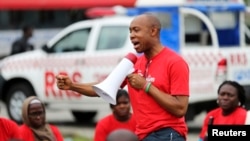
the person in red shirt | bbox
[0,117,22,141]
[199,80,247,141]
[94,89,136,141]
[56,13,189,141]
[19,96,64,141]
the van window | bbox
[52,28,91,53]
[96,26,128,50]
[184,11,240,47]
[245,12,250,46]
[0,10,87,29]
[209,11,240,47]
[209,12,236,29]
[184,14,212,47]
[153,12,171,29]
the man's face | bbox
[129,16,152,53]
[28,103,45,129]
[218,84,239,111]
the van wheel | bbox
[6,83,34,123]
[72,111,97,123]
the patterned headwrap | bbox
[22,96,55,141]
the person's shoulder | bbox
[19,124,31,134]
[206,107,221,116]
[235,107,247,115]
[13,38,22,43]
[0,117,20,132]
[100,114,114,121]
[0,117,18,125]
[160,47,188,67]
[97,114,114,125]
[162,47,184,60]
[49,124,60,130]
[0,117,10,121]
[12,38,22,47]
[49,124,64,136]
[237,106,247,111]
[163,46,177,54]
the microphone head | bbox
[125,53,137,64]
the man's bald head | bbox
[135,13,161,31]
[106,129,139,141]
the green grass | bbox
[63,134,92,141]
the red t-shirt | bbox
[128,47,189,140]
[0,117,21,141]
[19,124,64,141]
[199,107,247,140]
[94,114,136,141]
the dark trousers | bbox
[142,127,186,141]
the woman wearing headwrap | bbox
[19,96,64,141]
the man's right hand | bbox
[56,75,72,90]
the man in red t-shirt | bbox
[56,13,189,141]
[94,89,136,141]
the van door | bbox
[245,8,250,46]
[179,7,223,120]
[43,27,92,101]
[180,7,221,104]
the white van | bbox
[0,16,135,122]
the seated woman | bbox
[19,96,64,141]
[94,89,136,141]
[199,80,247,141]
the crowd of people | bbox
[0,91,138,141]
[0,96,64,141]
[1,13,249,141]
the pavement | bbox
[0,101,203,141]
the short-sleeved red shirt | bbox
[94,114,136,141]
[199,107,247,140]
[0,117,21,141]
[128,47,189,140]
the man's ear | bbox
[151,27,158,37]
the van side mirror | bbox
[41,44,52,53]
